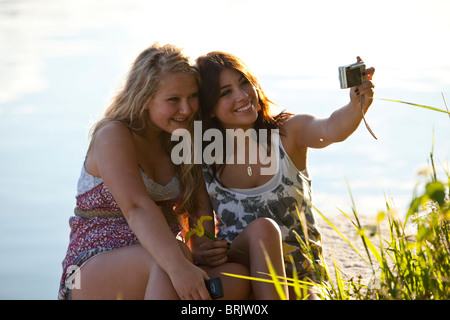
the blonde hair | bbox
[88,43,202,216]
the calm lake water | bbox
[0,0,449,299]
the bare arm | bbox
[86,122,210,300]
[287,62,375,149]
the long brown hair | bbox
[196,51,292,178]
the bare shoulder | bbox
[281,114,316,138]
[96,121,132,142]
[283,113,315,127]
[91,122,137,155]
[281,113,330,149]
[86,121,136,176]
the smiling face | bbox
[212,68,259,130]
[144,71,199,134]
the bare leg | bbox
[70,244,181,300]
[228,218,288,300]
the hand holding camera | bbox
[339,56,375,91]
[339,59,367,89]
[339,57,377,139]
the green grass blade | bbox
[318,254,337,296]
[377,98,450,115]
[442,92,450,119]
[345,177,374,267]
[361,233,383,265]
[261,242,287,300]
[314,207,370,265]
[221,273,284,285]
[287,255,303,299]
[222,272,332,293]
[331,248,348,300]
[257,272,332,290]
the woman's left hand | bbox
[350,56,375,111]
[193,238,229,267]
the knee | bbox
[230,262,250,279]
[247,218,282,244]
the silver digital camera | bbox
[338,61,366,89]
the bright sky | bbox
[1,0,450,105]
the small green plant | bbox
[298,153,449,299]
[294,133,449,299]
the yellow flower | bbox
[184,216,213,243]
[184,215,246,255]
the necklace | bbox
[247,166,253,177]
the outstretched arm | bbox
[287,57,375,149]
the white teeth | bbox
[235,103,252,112]
[173,118,186,122]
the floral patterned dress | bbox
[202,139,324,279]
[58,165,185,300]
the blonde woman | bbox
[59,43,249,300]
